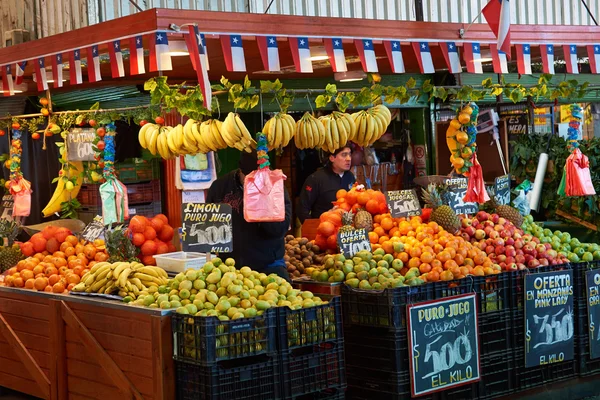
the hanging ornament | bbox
[7,125,32,217]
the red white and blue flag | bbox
[490,44,508,74]
[440,42,461,73]
[129,36,145,75]
[516,44,532,75]
[220,35,246,72]
[199,34,209,70]
[540,44,554,74]
[69,49,83,85]
[587,45,600,74]
[564,45,579,74]
[87,45,102,82]
[289,37,312,73]
[355,39,378,72]
[412,42,434,73]
[186,25,212,109]
[150,32,172,72]
[324,38,347,73]
[383,40,404,73]
[256,36,280,72]
[463,42,483,73]
[51,53,63,88]
[108,40,125,78]
[483,0,511,58]
[14,61,26,85]
[2,65,14,96]
[34,57,48,91]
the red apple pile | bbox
[128,214,176,266]
[459,211,568,272]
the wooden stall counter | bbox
[0,286,174,400]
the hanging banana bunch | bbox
[294,112,326,150]
[351,104,392,147]
[196,119,228,153]
[221,112,256,153]
[262,112,296,150]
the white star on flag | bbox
[269,38,275,44]
[114,42,119,49]
[393,42,398,48]
[232,37,238,43]
[421,43,426,49]
[157,34,163,41]
[300,39,305,45]
[334,40,339,46]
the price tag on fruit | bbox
[80,216,105,242]
[337,228,371,258]
[386,189,421,218]
[181,203,233,253]
[444,178,479,215]
[585,269,600,360]
[524,270,574,368]
[494,175,511,206]
[407,293,481,397]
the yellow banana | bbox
[295,117,306,149]
[166,126,179,154]
[91,278,108,292]
[234,114,254,150]
[138,123,153,149]
[117,267,132,288]
[147,125,160,155]
[42,161,84,218]
[210,120,228,149]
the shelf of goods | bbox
[0,286,174,400]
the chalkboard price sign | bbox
[67,128,96,161]
[80,216,105,242]
[408,293,480,397]
[443,178,478,215]
[506,114,528,135]
[494,175,511,206]
[586,269,600,359]
[181,203,233,253]
[337,228,371,258]
[386,189,422,218]
[524,270,574,368]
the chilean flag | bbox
[463,42,483,73]
[108,40,125,78]
[324,38,347,73]
[150,32,172,72]
[186,25,212,109]
[564,45,579,74]
[87,45,102,82]
[129,36,145,75]
[289,37,312,73]
[256,36,280,72]
[69,49,83,85]
[2,65,14,96]
[482,0,511,58]
[516,44,532,75]
[412,42,435,73]
[51,53,63,88]
[540,44,555,74]
[440,42,461,73]
[587,45,600,74]
[199,34,209,70]
[490,44,508,73]
[14,61,26,85]
[220,35,246,72]
[355,39,378,72]
[34,57,48,91]
[383,40,404,73]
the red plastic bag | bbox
[463,154,490,204]
[10,178,32,217]
[244,168,287,222]
[565,148,596,196]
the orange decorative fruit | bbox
[336,189,347,199]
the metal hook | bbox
[305,94,314,114]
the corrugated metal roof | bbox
[0,97,27,117]
[50,86,149,110]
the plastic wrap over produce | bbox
[244,168,286,222]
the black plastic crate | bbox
[478,309,512,355]
[175,358,280,400]
[576,322,600,377]
[477,350,515,399]
[172,310,277,365]
[128,201,162,218]
[511,348,577,391]
[344,326,406,375]
[277,296,343,353]
[280,341,346,399]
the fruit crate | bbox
[128,201,162,218]
[280,341,346,399]
[477,350,515,399]
[116,158,160,183]
[77,206,102,225]
[175,357,281,400]
[126,180,161,204]
[575,315,600,377]
[78,185,102,207]
[172,309,277,365]
[344,326,406,375]
[276,296,343,353]
[511,348,577,392]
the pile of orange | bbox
[334,187,388,216]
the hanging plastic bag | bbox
[100,179,117,225]
[565,148,596,196]
[513,180,532,217]
[463,154,490,203]
[363,146,379,166]
[10,178,32,217]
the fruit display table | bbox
[0,286,174,400]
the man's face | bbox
[329,148,352,172]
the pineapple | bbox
[339,211,354,233]
[354,209,373,232]
[0,220,23,272]
[487,188,523,228]
[105,226,141,263]
[421,184,460,234]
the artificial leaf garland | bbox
[7,126,32,217]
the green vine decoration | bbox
[144,76,212,120]
[259,79,294,113]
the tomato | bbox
[139,120,147,126]
[32,133,40,140]
[96,127,106,137]
[11,122,20,130]
[0,130,5,136]
[88,119,96,127]
[155,116,165,125]
[96,141,105,151]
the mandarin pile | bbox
[128,214,176,266]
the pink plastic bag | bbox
[10,178,32,217]
[565,148,596,196]
[244,168,287,222]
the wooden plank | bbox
[66,342,154,376]
[50,300,67,400]
[151,315,175,400]
[65,307,152,339]
[67,376,128,400]
[65,327,152,356]
[0,289,50,305]
[0,371,45,398]
[555,209,599,231]
[61,301,144,400]
[0,356,50,381]
[0,313,50,336]
[0,345,50,369]
[0,296,51,321]
[0,330,50,353]
[0,313,50,398]
[40,0,49,37]
[67,299,154,323]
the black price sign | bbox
[181,203,233,253]
[494,175,511,206]
[506,114,528,135]
[337,228,371,258]
[524,270,574,368]
[408,293,480,397]
[80,216,105,242]
[67,128,96,161]
[585,269,600,359]
[386,189,422,218]
[443,178,478,215]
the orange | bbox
[427,270,440,282]
[368,232,379,244]
[378,236,390,245]
[408,257,421,269]
[13,277,24,287]
[444,260,458,271]
[75,243,84,254]
[473,254,486,265]
[431,259,443,270]
[60,242,72,252]
[371,243,381,251]
[48,275,61,286]
[464,258,475,268]
[45,266,58,277]
[380,218,394,232]
[454,254,465,266]
[382,241,394,255]
[24,279,35,289]
[58,266,69,276]
[345,191,358,206]
[397,252,409,263]
[53,251,66,259]
[373,227,386,238]
[54,258,67,268]
[420,251,435,264]
[373,215,383,224]
[95,252,108,262]
[66,274,80,285]
[65,235,79,246]
[440,270,454,281]
[437,251,451,263]
[80,269,90,277]
[21,270,34,281]
[409,247,422,259]
[336,189,347,199]
[419,263,432,274]
[459,267,470,277]
[366,199,380,215]
[389,227,399,237]
[34,277,48,291]
[76,254,89,266]
[44,285,53,292]
[83,245,97,260]
[32,265,44,276]
[357,192,370,206]
[52,282,65,293]
[72,266,84,276]
[473,266,485,276]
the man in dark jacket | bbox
[206,151,292,280]
[297,145,355,223]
